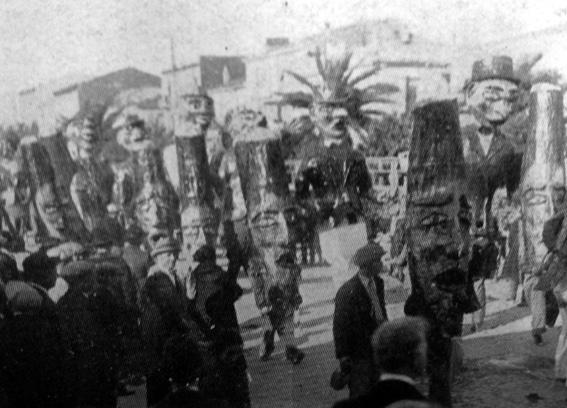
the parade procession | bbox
[4,1,567,407]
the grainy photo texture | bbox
[1,1,567,407]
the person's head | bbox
[0,252,19,284]
[353,242,385,277]
[162,335,204,388]
[151,236,180,273]
[124,224,146,248]
[22,250,58,290]
[193,244,216,264]
[372,317,429,379]
[91,218,125,256]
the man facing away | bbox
[333,317,429,408]
[333,242,388,397]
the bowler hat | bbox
[465,56,520,89]
[352,242,385,267]
[151,236,180,258]
[22,250,58,281]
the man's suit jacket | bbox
[333,379,426,408]
[333,273,387,362]
[139,270,189,369]
[461,124,522,220]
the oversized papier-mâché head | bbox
[115,114,150,152]
[133,147,180,247]
[233,123,292,248]
[175,81,215,135]
[464,56,520,126]
[406,100,477,330]
[16,138,67,242]
[520,83,566,271]
[174,94,219,251]
[278,47,397,149]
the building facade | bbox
[17,68,161,136]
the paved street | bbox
[121,265,567,408]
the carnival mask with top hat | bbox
[464,56,520,127]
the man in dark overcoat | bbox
[333,242,388,397]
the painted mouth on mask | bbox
[131,133,146,143]
[252,213,279,229]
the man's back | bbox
[333,379,426,408]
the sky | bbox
[1,0,567,95]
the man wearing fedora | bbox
[462,56,524,331]
[332,242,388,397]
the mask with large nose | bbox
[466,79,519,127]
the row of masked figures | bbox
[2,50,567,396]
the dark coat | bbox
[155,388,229,408]
[333,273,387,362]
[57,281,120,407]
[0,284,75,408]
[192,261,250,408]
[333,379,426,408]
[462,124,522,222]
[139,270,191,369]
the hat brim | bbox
[464,75,521,91]
[151,246,180,259]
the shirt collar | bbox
[379,373,416,385]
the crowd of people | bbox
[1,45,567,408]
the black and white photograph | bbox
[1,1,567,407]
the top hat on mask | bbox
[464,56,520,91]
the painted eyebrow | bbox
[485,86,504,91]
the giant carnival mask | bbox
[116,115,150,152]
[279,47,398,149]
[16,139,69,244]
[174,92,219,251]
[465,56,520,127]
[405,100,478,331]
[233,124,291,248]
[520,83,566,272]
[178,92,215,132]
[133,147,180,246]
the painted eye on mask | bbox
[419,213,451,231]
[524,190,547,206]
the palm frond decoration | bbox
[278,46,400,120]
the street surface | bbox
[120,265,567,408]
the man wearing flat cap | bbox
[333,242,388,397]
